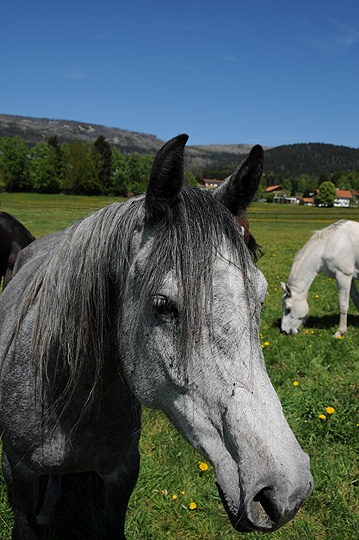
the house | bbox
[302,197,315,206]
[334,189,352,208]
[265,184,282,193]
[273,196,300,204]
[201,178,222,190]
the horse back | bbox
[323,220,359,276]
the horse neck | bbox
[288,242,325,297]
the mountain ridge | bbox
[1,114,359,177]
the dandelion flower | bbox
[189,502,197,510]
[318,414,326,420]
[326,406,335,415]
[293,381,299,387]
[181,490,185,495]
[198,462,209,471]
[264,341,270,347]
[172,494,177,500]
[315,294,319,298]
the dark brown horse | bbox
[0,211,35,289]
[236,215,263,262]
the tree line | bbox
[2,134,359,200]
[0,135,170,196]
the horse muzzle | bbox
[217,473,313,533]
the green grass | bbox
[0,195,358,539]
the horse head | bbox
[281,282,309,335]
[120,135,313,532]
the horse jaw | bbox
[164,376,313,533]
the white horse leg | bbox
[349,279,359,310]
[335,273,352,337]
[36,475,62,526]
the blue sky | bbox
[1,1,359,148]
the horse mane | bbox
[20,189,255,420]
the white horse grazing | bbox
[281,219,359,337]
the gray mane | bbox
[20,188,253,418]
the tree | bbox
[30,142,60,193]
[126,153,154,195]
[93,135,112,194]
[48,135,64,183]
[316,181,336,207]
[111,147,129,196]
[185,170,198,187]
[0,137,31,191]
[62,141,101,195]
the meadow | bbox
[0,194,358,539]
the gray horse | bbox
[0,135,312,539]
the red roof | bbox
[265,184,282,193]
[335,189,352,198]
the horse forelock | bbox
[27,190,255,418]
[133,188,256,379]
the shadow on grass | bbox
[273,313,359,332]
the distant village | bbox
[201,179,357,208]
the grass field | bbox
[0,194,358,539]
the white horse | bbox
[281,220,359,337]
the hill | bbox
[264,143,359,178]
[1,114,359,177]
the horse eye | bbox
[152,295,179,322]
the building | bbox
[265,184,282,194]
[273,196,300,204]
[201,178,222,190]
[334,189,352,208]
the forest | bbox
[0,135,164,196]
[1,134,359,198]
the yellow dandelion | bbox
[293,381,299,387]
[181,490,185,495]
[189,502,197,510]
[264,341,270,347]
[198,461,209,471]
[315,294,319,298]
[326,406,335,415]
[318,414,326,420]
[338,335,343,339]
[172,494,178,500]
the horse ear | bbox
[281,282,292,297]
[213,144,264,216]
[145,134,189,221]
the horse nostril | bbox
[250,487,282,529]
